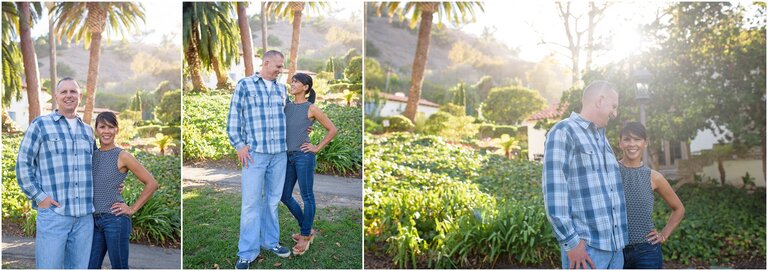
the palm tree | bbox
[267,2,330,81]
[52,2,145,124]
[236,2,254,77]
[260,2,268,55]
[374,2,484,122]
[495,134,521,159]
[2,3,25,109]
[18,3,44,123]
[183,2,239,92]
[47,3,56,110]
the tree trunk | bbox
[49,6,57,110]
[287,7,303,83]
[237,2,254,77]
[718,158,726,185]
[211,55,229,89]
[19,3,41,124]
[260,2,268,56]
[186,23,206,92]
[83,3,107,124]
[403,10,434,122]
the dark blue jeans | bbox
[280,151,316,236]
[623,242,663,269]
[88,213,132,269]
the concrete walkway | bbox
[182,165,363,209]
[1,234,180,269]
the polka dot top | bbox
[620,163,656,245]
[92,147,128,214]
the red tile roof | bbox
[380,92,440,107]
[528,103,567,121]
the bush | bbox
[364,117,383,134]
[161,126,181,140]
[310,104,362,176]
[137,125,162,138]
[424,112,452,135]
[477,124,518,139]
[383,115,414,132]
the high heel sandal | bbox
[292,229,317,242]
[292,235,313,256]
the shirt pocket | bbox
[44,135,63,154]
[577,148,597,171]
[77,135,93,155]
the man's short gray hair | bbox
[56,77,81,90]
[582,80,616,103]
[262,50,284,61]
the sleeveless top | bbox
[620,163,656,245]
[92,147,128,213]
[285,101,315,152]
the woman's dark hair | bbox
[620,121,647,140]
[292,73,316,103]
[95,111,119,128]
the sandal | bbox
[292,229,317,242]
[292,235,312,256]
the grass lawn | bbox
[182,187,362,269]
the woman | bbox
[280,73,338,256]
[88,112,158,269]
[618,122,685,269]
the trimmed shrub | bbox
[384,115,414,132]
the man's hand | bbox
[237,146,253,168]
[567,240,595,269]
[39,197,61,209]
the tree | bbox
[526,54,572,103]
[267,2,330,81]
[182,2,239,92]
[374,2,485,122]
[47,3,56,110]
[236,2,254,77]
[19,3,43,123]
[155,89,181,125]
[260,2,268,54]
[495,134,521,159]
[2,3,26,109]
[52,2,145,124]
[130,91,142,112]
[344,55,363,84]
[483,85,547,125]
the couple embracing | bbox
[16,78,159,269]
[226,50,338,269]
[543,81,686,269]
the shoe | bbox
[266,246,291,258]
[292,229,318,242]
[292,235,313,256]
[235,257,250,269]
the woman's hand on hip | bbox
[111,202,135,216]
[300,143,320,153]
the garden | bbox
[364,132,766,268]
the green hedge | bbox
[137,125,162,138]
[364,133,766,268]
[477,124,518,139]
[2,133,180,246]
[183,92,362,176]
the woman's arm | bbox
[113,151,159,216]
[301,105,338,153]
[651,170,685,243]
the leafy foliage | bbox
[482,85,546,125]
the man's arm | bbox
[226,80,247,151]
[542,126,580,250]
[15,120,49,204]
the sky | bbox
[245,1,363,22]
[31,1,181,46]
[455,1,665,65]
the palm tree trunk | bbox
[186,23,206,92]
[19,2,41,124]
[237,2,254,77]
[260,2,268,56]
[287,8,303,83]
[403,9,434,122]
[211,55,229,89]
[49,4,57,110]
[84,31,103,124]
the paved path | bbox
[1,234,180,269]
[182,165,363,209]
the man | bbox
[542,80,629,269]
[227,50,291,269]
[16,77,96,269]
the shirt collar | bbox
[568,112,600,132]
[254,73,276,85]
[51,109,83,123]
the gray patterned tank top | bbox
[92,147,128,213]
[285,101,315,152]
[620,163,656,245]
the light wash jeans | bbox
[561,243,624,269]
[237,151,287,261]
[35,207,94,269]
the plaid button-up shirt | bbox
[542,112,629,252]
[227,74,287,154]
[16,110,96,217]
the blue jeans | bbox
[281,152,317,236]
[35,207,94,269]
[561,243,624,269]
[237,151,287,261]
[88,213,132,269]
[623,242,663,269]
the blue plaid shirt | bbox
[16,110,96,217]
[542,112,629,252]
[227,74,287,154]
